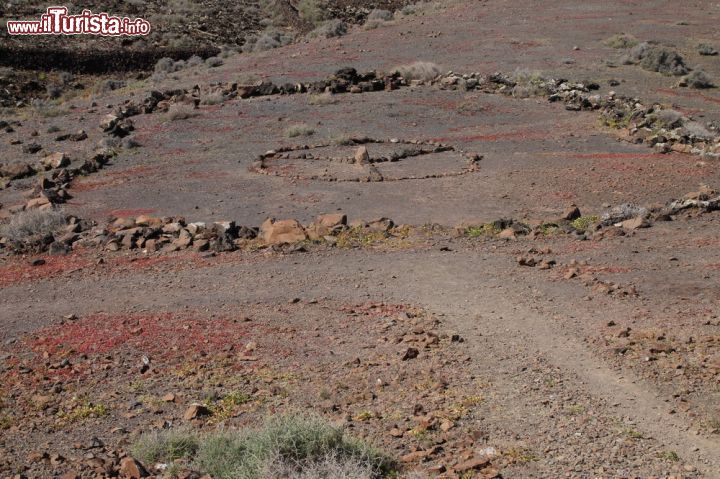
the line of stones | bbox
[249,137,482,182]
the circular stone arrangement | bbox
[249,137,482,182]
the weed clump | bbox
[285,123,315,138]
[604,33,638,49]
[683,70,715,89]
[511,68,550,98]
[621,42,688,76]
[697,43,718,56]
[652,109,684,129]
[131,429,199,464]
[243,30,295,53]
[392,62,441,82]
[310,19,348,38]
[570,215,599,232]
[165,104,199,121]
[0,208,66,243]
[196,414,394,479]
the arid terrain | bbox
[2,1,720,478]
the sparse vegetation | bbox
[621,42,688,76]
[0,208,66,243]
[309,19,348,38]
[205,56,224,68]
[570,215,599,232]
[57,402,108,423]
[165,104,199,121]
[200,91,227,105]
[364,9,394,29]
[698,43,718,56]
[392,62,442,82]
[652,109,684,129]
[511,68,550,98]
[298,0,329,26]
[131,429,199,464]
[244,30,295,53]
[309,92,339,105]
[604,33,638,49]
[465,223,501,237]
[659,451,680,462]
[196,414,394,479]
[285,123,315,138]
[684,70,715,89]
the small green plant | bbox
[658,451,680,462]
[285,123,315,138]
[505,447,540,463]
[570,215,599,232]
[565,404,584,415]
[335,227,388,248]
[58,401,108,423]
[131,429,199,464]
[0,415,13,430]
[623,427,644,439]
[207,391,252,421]
[465,223,500,237]
[197,414,395,479]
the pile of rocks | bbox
[2,150,114,214]
[0,212,397,256]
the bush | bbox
[392,61,441,82]
[510,68,549,98]
[285,123,315,138]
[130,430,199,465]
[653,109,684,129]
[94,79,126,94]
[604,33,638,49]
[205,56,224,68]
[298,0,328,25]
[310,19,347,38]
[684,70,715,89]
[197,414,394,479]
[154,57,178,73]
[682,121,714,139]
[186,55,204,67]
[622,42,688,75]
[0,208,66,243]
[201,91,227,105]
[365,9,394,28]
[698,43,718,56]
[165,104,199,121]
[244,30,295,53]
[367,9,394,22]
[308,92,338,105]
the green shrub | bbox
[131,429,199,464]
[197,414,394,479]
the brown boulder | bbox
[0,162,35,180]
[306,213,347,240]
[119,457,147,479]
[354,146,370,164]
[260,218,307,244]
[41,152,70,170]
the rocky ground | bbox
[2,0,720,478]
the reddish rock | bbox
[119,457,147,478]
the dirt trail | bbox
[3,240,719,476]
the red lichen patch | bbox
[29,313,250,360]
[70,177,124,192]
[0,255,91,288]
